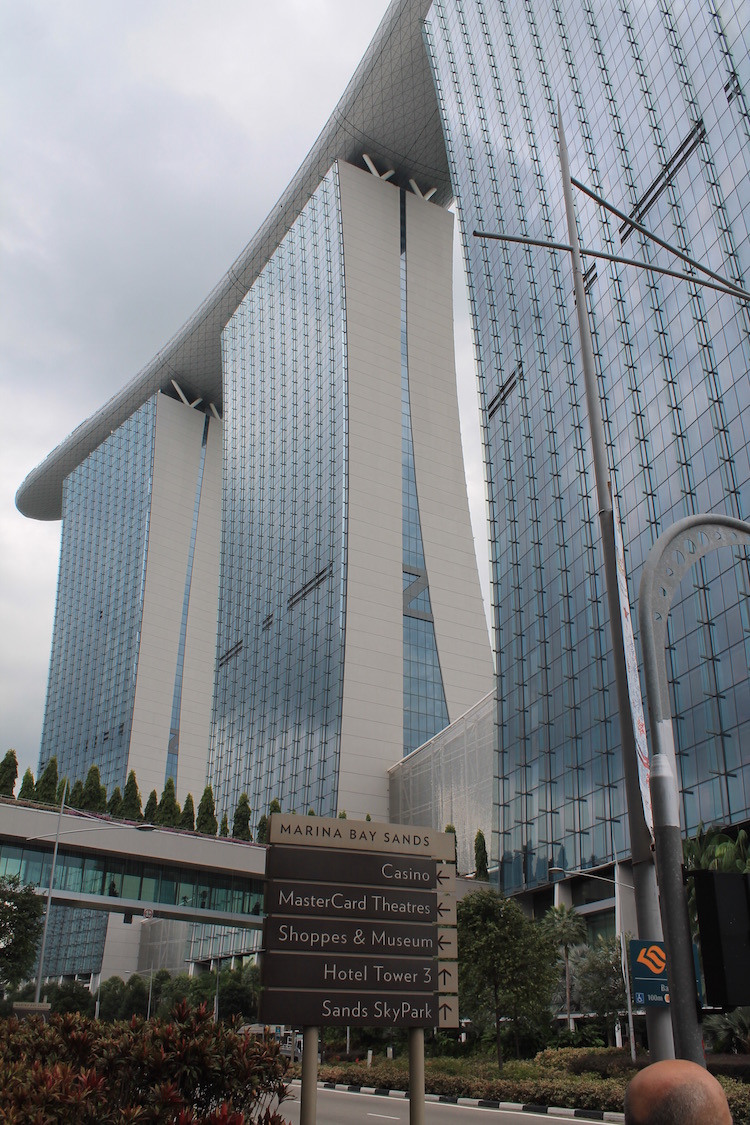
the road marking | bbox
[366,1115,401,1120]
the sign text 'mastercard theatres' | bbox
[263,916,458,958]
[266,880,457,925]
[269,814,456,861]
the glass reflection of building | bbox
[17,0,750,975]
[422,0,750,893]
[208,159,491,827]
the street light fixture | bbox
[30,803,156,1003]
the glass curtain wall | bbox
[39,398,158,793]
[209,168,348,826]
[425,0,750,892]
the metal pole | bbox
[34,786,66,1004]
[638,515,750,1061]
[214,958,220,1022]
[409,1027,425,1125]
[300,1025,319,1125]
[616,867,637,1062]
[558,108,674,1060]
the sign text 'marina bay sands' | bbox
[260,815,458,1029]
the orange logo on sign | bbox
[637,945,667,974]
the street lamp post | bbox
[34,786,66,1004]
[639,515,750,1064]
[29,809,156,1003]
[557,112,673,1061]
[475,110,748,1063]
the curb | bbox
[290,1080,625,1121]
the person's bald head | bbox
[624,1059,732,1124]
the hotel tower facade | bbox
[17,0,750,970]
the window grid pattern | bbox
[37,398,157,975]
[39,398,157,793]
[208,168,347,826]
[425,0,750,892]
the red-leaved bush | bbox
[0,1000,289,1124]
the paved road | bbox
[279,1084,605,1125]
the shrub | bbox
[0,1002,289,1124]
[718,1077,750,1125]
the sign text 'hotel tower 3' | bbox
[260,815,458,1028]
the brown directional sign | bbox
[261,952,439,992]
[264,916,450,957]
[266,880,440,923]
[266,846,437,889]
[269,814,456,861]
[260,989,458,1028]
[261,815,459,1029]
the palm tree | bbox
[543,904,587,1031]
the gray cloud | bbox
[0,0,488,782]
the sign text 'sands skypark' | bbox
[260,815,458,1028]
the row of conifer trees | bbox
[0,747,280,843]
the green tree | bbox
[269,798,281,815]
[154,777,181,827]
[232,793,252,841]
[143,789,158,823]
[196,786,218,835]
[572,935,626,1045]
[684,822,750,938]
[107,786,123,818]
[56,778,69,806]
[474,829,489,881]
[35,757,59,805]
[457,888,556,1068]
[81,765,107,813]
[119,973,149,1019]
[0,874,44,989]
[445,824,458,864]
[219,813,229,837]
[704,1006,750,1054]
[68,778,85,810]
[120,770,143,821]
[17,768,35,802]
[179,793,195,831]
[97,975,126,1021]
[256,814,268,843]
[543,904,587,1031]
[0,749,18,797]
[50,980,95,1016]
[218,964,260,1021]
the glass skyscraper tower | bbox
[422,0,750,891]
[17,0,750,971]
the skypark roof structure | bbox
[15,0,449,522]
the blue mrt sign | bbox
[629,940,702,1008]
[630,940,670,1007]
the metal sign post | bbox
[261,815,458,1120]
[300,1025,318,1125]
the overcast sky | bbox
[0,0,488,784]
